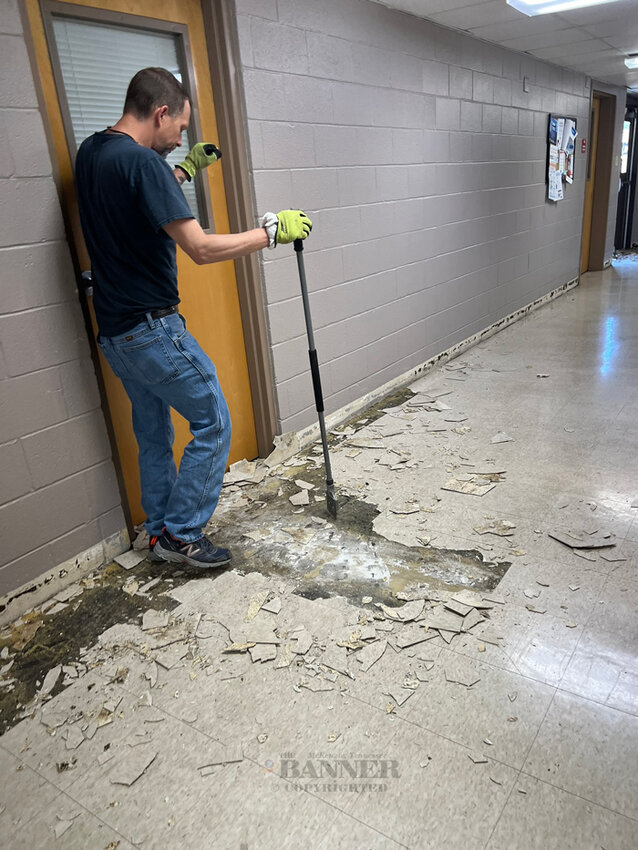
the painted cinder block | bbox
[0,547,55,597]
[0,441,32,503]
[0,35,37,108]
[0,302,89,377]
[1,242,77,312]
[0,475,93,567]
[21,411,112,489]
[251,18,309,75]
[0,367,68,442]
[4,108,52,178]
[0,178,66,247]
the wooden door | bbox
[26,0,259,526]
[580,94,600,274]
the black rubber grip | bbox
[294,239,304,252]
[308,349,324,413]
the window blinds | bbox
[52,17,200,219]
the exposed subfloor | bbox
[1,259,638,849]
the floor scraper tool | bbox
[294,239,338,518]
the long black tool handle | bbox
[294,239,334,485]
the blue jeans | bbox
[98,312,231,543]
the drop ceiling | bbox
[375,0,638,91]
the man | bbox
[75,67,311,569]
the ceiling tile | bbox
[500,27,593,52]
[427,1,520,30]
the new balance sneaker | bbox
[154,531,231,569]
[148,532,165,563]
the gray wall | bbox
[235,0,593,433]
[0,1,126,597]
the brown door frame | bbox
[587,90,617,272]
[203,0,277,457]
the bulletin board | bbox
[547,114,578,202]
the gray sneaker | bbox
[148,532,165,563]
[154,531,231,569]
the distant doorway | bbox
[581,91,616,273]
[614,104,637,251]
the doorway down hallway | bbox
[0,259,637,849]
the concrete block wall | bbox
[235,0,594,433]
[0,1,126,599]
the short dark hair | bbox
[123,67,190,119]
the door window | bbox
[48,13,206,223]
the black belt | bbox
[149,305,179,319]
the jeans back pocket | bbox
[118,334,181,385]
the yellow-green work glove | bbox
[177,142,221,181]
[259,210,312,248]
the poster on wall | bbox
[547,114,577,202]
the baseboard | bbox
[0,528,130,628]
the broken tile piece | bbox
[63,725,85,751]
[291,629,313,655]
[53,818,76,839]
[289,490,310,507]
[395,629,436,650]
[142,610,170,631]
[473,519,516,537]
[442,477,496,497]
[445,669,480,688]
[491,432,514,443]
[114,550,146,570]
[38,665,62,697]
[379,600,424,622]
[294,479,315,490]
[261,596,282,615]
[249,644,277,664]
[357,639,387,672]
[199,747,243,772]
[275,644,295,668]
[461,608,485,632]
[548,529,616,550]
[244,591,270,622]
[386,687,415,706]
[451,590,494,610]
[223,642,256,654]
[109,748,158,786]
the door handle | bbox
[81,270,93,296]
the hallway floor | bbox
[1,259,637,849]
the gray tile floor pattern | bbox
[2,259,638,849]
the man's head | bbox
[123,68,191,156]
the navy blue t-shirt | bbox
[75,131,194,336]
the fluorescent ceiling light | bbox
[507,0,621,16]
[625,56,638,69]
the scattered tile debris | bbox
[548,529,616,550]
[442,477,496,497]
[491,432,514,443]
[473,519,516,537]
[114,550,146,570]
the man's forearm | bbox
[163,217,269,264]
[173,166,187,185]
[193,228,269,264]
